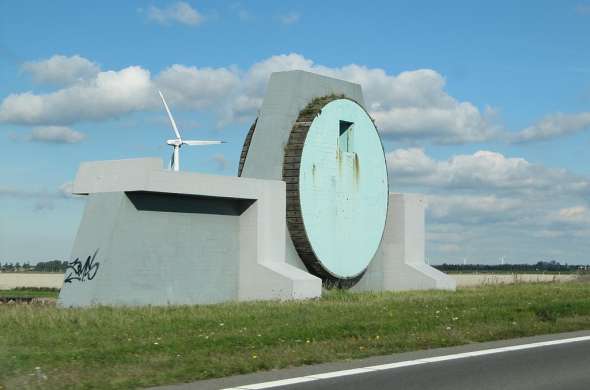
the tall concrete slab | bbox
[240,71,366,271]
[241,70,364,181]
[354,193,456,292]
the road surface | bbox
[259,335,590,390]
[153,331,590,390]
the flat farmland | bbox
[0,272,581,291]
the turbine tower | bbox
[158,90,224,171]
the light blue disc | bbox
[299,99,388,278]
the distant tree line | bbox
[2,259,589,274]
[435,261,589,274]
[0,260,68,273]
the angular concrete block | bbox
[59,158,321,307]
[354,193,456,292]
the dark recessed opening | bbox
[126,191,255,216]
[339,120,354,153]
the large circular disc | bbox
[283,96,389,287]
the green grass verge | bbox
[0,288,59,298]
[2,282,590,389]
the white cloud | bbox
[387,148,579,192]
[0,66,154,125]
[386,147,590,262]
[558,206,588,220]
[437,243,461,253]
[512,112,590,143]
[27,126,85,144]
[220,54,498,142]
[427,228,465,244]
[5,52,588,147]
[155,64,239,109]
[427,194,523,224]
[341,68,500,143]
[548,206,590,225]
[1,60,241,127]
[217,54,315,124]
[146,2,203,26]
[22,55,100,86]
[372,103,499,143]
[277,12,300,25]
[0,53,496,143]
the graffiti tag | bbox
[64,249,100,283]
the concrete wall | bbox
[354,193,456,292]
[58,158,321,306]
[59,192,241,305]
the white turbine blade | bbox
[158,90,181,140]
[170,150,175,169]
[182,140,226,146]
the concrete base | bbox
[354,193,456,292]
[58,158,321,307]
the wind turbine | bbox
[158,90,225,171]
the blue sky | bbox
[1,1,589,264]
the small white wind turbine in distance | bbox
[158,90,225,171]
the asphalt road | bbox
[152,331,590,390]
[280,338,590,390]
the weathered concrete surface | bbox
[354,193,456,292]
[58,158,321,306]
[0,273,63,290]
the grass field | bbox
[1,282,590,389]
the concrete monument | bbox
[238,70,454,292]
[59,70,454,307]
